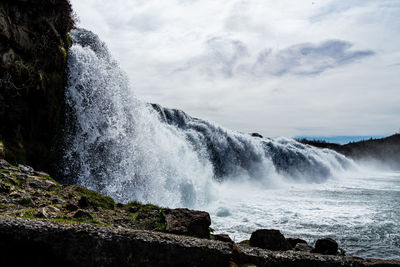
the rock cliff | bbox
[0,0,74,174]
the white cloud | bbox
[70,0,400,137]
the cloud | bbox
[253,40,375,76]
[178,38,374,78]
[175,37,249,78]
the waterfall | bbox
[63,29,354,208]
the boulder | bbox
[313,238,338,255]
[162,208,211,238]
[286,237,307,248]
[34,206,60,219]
[249,229,291,251]
[251,133,263,138]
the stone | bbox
[249,229,291,251]
[251,133,263,138]
[162,208,211,238]
[313,238,338,255]
[286,237,307,248]
[213,234,233,243]
[295,243,313,253]
[40,206,60,218]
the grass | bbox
[71,185,115,210]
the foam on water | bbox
[63,29,399,259]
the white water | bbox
[64,29,400,259]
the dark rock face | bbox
[314,238,338,255]
[1,217,399,267]
[250,229,291,251]
[162,208,211,238]
[0,0,74,174]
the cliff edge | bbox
[0,0,74,174]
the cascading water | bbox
[63,28,353,208]
[63,29,400,260]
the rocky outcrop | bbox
[250,229,292,251]
[0,0,74,174]
[1,216,399,267]
[314,238,339,255]
[162,208,211,238]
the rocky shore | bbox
[1,158,400,266]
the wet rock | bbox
[294,243,313,252]
[251,133,263,138]
[286,237,307,248]
[313,238,338,255]
[162,208,211,238]
[73,210,93,221]
[249,229,291,251]
[213,234,233,242]
[78,196,89,208]
[65,203,78,212]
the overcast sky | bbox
[70,0,400,137]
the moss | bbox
[23,208,37,219]
[71,185,115,210]
[157,221,167,231]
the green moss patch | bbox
[70,185,115,210]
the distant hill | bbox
[297,134,400,169]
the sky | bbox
[70,0,400,138]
